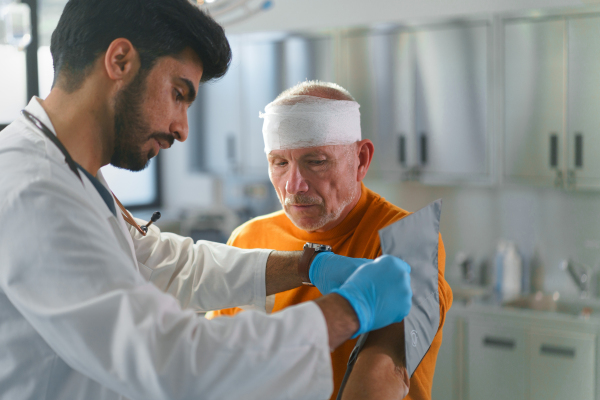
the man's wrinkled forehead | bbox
[268,145,346,160]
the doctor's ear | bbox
[104,38,140,83]
[356,139,374,182]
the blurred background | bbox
[4,0,600,398]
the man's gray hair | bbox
[273,80,356,105]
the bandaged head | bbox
[259,95,361,153]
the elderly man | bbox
[208,81,453,399]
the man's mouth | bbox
[154,138,170,150]
[288,204,320,212]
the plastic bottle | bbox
[529,246,545,294]
[494,240,523,302]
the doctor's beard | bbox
[110,70,172,172]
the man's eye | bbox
[309,160,326,166]
[276,161,288,167]
[174,89,184,101]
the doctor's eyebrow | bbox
[177,77,197,104]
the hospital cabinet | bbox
[191,33,334,177]
[433,304,600,400]
[504,13,600,190]
[336,22,492,185]
[467,322,528,400]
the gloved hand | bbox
[309,252,371,295]
[331,255,412,338]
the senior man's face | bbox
[268,144,361,232]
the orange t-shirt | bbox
[207,183,453,400]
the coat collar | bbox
[21,97,115,221]
[21,97,140,272]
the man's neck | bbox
[313,183,363,233]
[40,84,113,177]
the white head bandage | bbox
[259,95,361,153]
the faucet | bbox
[560,259,593,298]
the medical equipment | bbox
[337,199,442,399]
[20,110,160,236]
[260,95,361,153]
[332,255,412,338]
[309,252,369,294]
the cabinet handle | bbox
[420,133,428,165]
[575,133,583,168]
[398,134,406,166]
[549,134,558,168]
[554,170,564,188]
[540,344,575,358]
[483,336,515,350]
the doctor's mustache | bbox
[148,132,175,148]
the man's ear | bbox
[356,139,374,181]
[104,38,140,85]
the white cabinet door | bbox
[337,31,379,147]
[567,15,600,190]
[467,322,527,400]
[338,30,417,179]
[283,36,333,89]
[413,22,490,183]
[432,315,464,400]
[504,18,566,186]
[239,39,282,176]
[192,37,243,174]
[529,330,595,400]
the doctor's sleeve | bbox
[128,217,271,312]
[0,181,333,400]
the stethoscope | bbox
[21,109,161,236]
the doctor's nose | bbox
[285,166,309,195]
[170,111,189,142]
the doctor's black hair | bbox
[50,0,231,92]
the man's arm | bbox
[265,250,304,295]
[341,234,448,400]
[341,323,410,400]
[130,224,366,312]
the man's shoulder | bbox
[363,186,411,228]
[228,210,289,245]
[0,120,90,215]
[0,121,53,198]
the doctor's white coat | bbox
[0,98,333,400]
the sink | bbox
[451,284,492,302]
[503,292,600,318]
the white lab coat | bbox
[0,98,333,400]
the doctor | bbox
[0,0,413,399]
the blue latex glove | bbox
[331,255,412,338]
[309,252,371,295]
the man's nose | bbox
[170,109,189,142]
[285,164,309,195]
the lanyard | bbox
[22,110,83,184]
[20,110,156,236]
